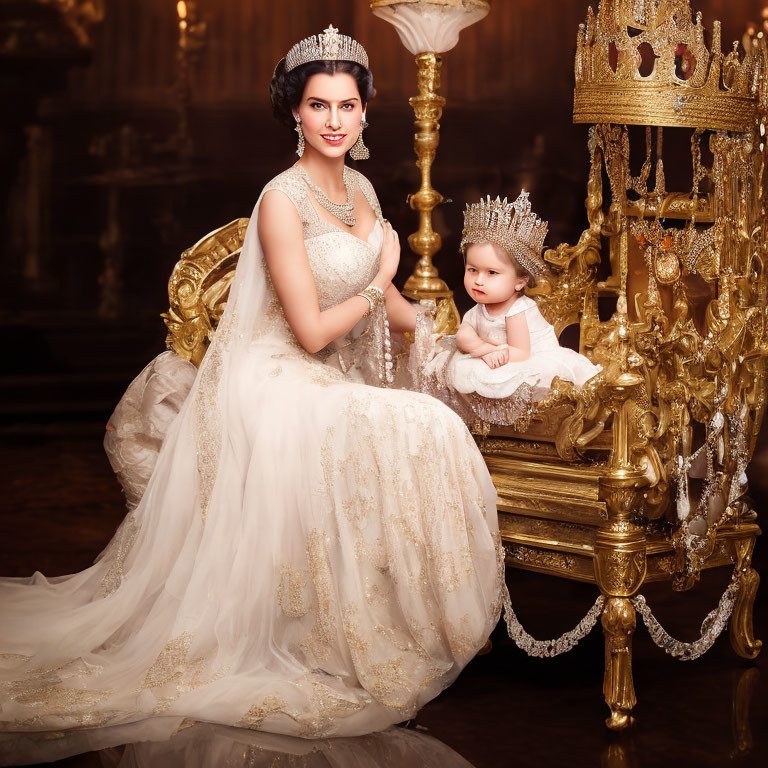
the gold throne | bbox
[471,0,764,731]
[161,0,764,731]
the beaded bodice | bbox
[262,165,384,312]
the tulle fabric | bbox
[426,297,600,399]
[0,168,503,737]
[448,347,599,399]
[104,352,197,510]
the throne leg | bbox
[729,536,762,660]
[595,468,647,731]
[601,597,637,731]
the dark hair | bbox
[269,58,374,130]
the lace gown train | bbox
[0,167,503,738]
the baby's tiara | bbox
[461,192,548,277]
[285,24,369,73]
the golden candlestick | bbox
[404,51,450,299]
[371,0,490,304]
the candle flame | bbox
[177,1,187,20]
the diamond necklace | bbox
[297,165,356,227]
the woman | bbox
[0,26,503,738]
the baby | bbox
[446,192,599,401]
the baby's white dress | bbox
[446,295,599,399]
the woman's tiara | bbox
[285,24,369,73]
[461,192,549,277]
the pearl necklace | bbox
[297,165,356,227]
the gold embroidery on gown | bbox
[0,166,502,738]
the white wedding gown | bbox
[0,166,503,738]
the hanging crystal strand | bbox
[499,565,605,658]
[382,311,394,385]
[727,401,749,504]
[675,454,691,521]
[367,301,394,387]
[501,586,605,658]
[698,409,724,514]
[632,572,741,660]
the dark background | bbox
[1,2,767,766]
[0,0,763,428]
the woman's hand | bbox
[482,346,510,369]
[374,221,400,289]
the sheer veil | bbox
[0,190,304,729]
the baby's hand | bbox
[482,347,509,369]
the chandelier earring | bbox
[349,118,370,161]
[294,117,305,158]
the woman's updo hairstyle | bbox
[270,58,375,131]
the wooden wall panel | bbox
[19,0,764,323]
[64,0,765,108]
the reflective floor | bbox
[0,434,765,767]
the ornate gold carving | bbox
[431,295,461,336]
[503,541,576,572]
[601,597,637,731]
[532,131,607,339]
[500,514,595,545]
[162,218,248,366]
[729,537,762,660]
[653,554,677,575]
[596,549,647,597]
[574,1,759,130]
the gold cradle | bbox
[161,0,764,730]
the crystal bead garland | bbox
[297,165,356,227]
[499,567,740,661]
[502,586,605,657]
[498,547,605,658]
[631,572,741,661]
[370,304,393,386]
[382,315,394,385]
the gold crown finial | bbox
[461,192,549,278]
[573,0,762,130]
[285,24,369,73]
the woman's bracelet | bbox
[356,285,384,317]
